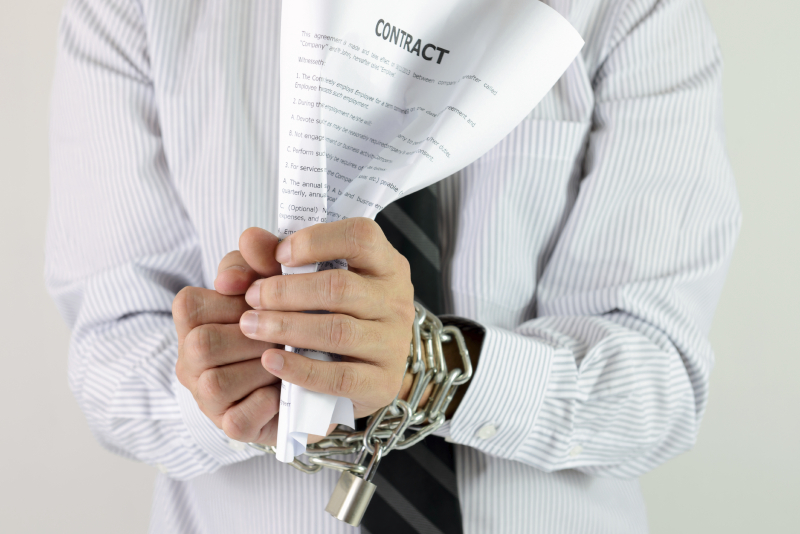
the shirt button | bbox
[228,439,247,451]
[476,424,498,440]
[156,463,169,474]
[569,445,583,457]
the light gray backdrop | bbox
[1,0,797,532]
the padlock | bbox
[325,443,383,526]
[325,470,377,526]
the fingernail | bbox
[245,280,262,308]
[263,352,284,371]
[240,311,259,336]
[275,238,292,265]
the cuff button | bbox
[569,445,583,457]
[476,423,498,440]
[228,439,248,451]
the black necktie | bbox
[364,185,464,534]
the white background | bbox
[1,1,797,532]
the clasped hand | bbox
[173,219,417,445]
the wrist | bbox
[440,316,484,418]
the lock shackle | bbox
[362,438,383,483]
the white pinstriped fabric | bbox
[45,0,740,532]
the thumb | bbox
[240,227,283,278]
[215,228,282,295]
[214,250,261,295]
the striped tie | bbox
[364,185,464,534]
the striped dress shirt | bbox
[45,0,740,532]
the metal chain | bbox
[247,302,473,477]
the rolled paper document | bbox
[275,0,584,462]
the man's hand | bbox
[173,230,284,444]
[239,218,416,419]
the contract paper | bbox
[275,0,584,463]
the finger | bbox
[239,227,283,277]
[245,268,386,319]
[215,250,261,296]
[221,385,281,444]
[196,358,279,416]
[275,218,398,276]
[252,415,281,447]
[240,310,399,360]
[173,287,253,340]
[261,348,399,410]
[180,323,275,377]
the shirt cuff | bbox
[174,377,263,469]
[448,325,555,459]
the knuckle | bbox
[336,366,361,396]
[276,313,293,338]
[324,269,352,306]
[183,325,215,366]
[261,312,290,340]
[269,275,289,306]
[346,218,381,256]
[224,388,279,442]
[303,363,319,390]
[223,411,249,442]
[173,287,204,329]
[326,314,359,349]
[197,369,224,401]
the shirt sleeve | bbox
[447,0,741,478]
[46,0,261,480]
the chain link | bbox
[247,302,473,477]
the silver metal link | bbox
[247,302,473,507]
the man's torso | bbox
[140,1,647,532]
